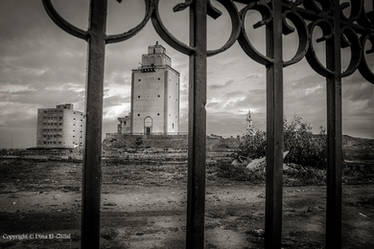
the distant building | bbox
[117,116,131,134]
[118,42,180,135]
[36,104,85,148]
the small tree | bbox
[238,114,327,168]
[283,115,327,168]
[238,110,266,160]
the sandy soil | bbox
[0,159,373,249]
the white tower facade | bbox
[130,42,180,135]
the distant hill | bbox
[343,135,374,162]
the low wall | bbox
[103,133,240,152]
[104,134,188,151]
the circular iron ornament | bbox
[151,0,241,56]
[42,0,88,40]
[151,0,195,55]
[207,0,241,57]
[305,19,335,77]
[282,10,310,68]
[106,0,153,44]
[341,26,362,77]
[237,1,274,66]
[339,0,363,22]
[358,35,374,84]
[358,0,374,27]
[303,0,332,15]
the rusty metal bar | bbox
[325,1,342,248]
[264,1,283,249]
[186,0,207,248]
[81,1,107,249]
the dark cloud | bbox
[209,79,235,90]
[104,95,131,107]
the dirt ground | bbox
[0,159,373,249]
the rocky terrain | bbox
[0,157,373,249]
[0,135,373,249]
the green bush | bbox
[238,112,327,168]
[237,130,266,160]
[283,116,327,169]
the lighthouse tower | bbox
[130,42,180,135]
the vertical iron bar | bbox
[81,1,107,249]
[186,0,207,248]
[265,1,283,249]
[325,1,342,248]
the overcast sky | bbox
[0,0,373,148]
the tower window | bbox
[137,114,140,117]
[158,77,161,80]
[157,113,160,116]
[157,94,160,98]
[138,79,141,82]
[138,96,141,99]
[172,123,174,129]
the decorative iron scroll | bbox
[41,1,374,249]
[237,0,374,82]
[43,0,374,80]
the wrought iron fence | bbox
[41,0,374,249]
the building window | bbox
[172,123,174,129]
[137,114,140,117]
[157,113,160,116]
[158,77,161,80]
[157,94,160,98]
[138,79,141,82]
[138,96,140,99]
